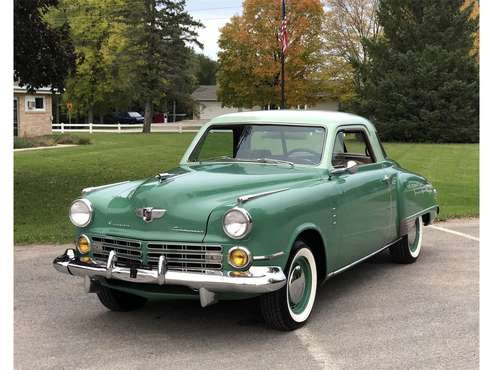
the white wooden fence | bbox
[52,122,203,134]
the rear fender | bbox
[396,172,439,236]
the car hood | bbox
[84,163,323,242]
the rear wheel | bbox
[96,285,148,312]
[390,216,423,264]
[260,240,318,331]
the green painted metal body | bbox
[76,111,438,300]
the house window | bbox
[25,96,45,112]
[35,97,44,109]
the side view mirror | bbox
[330,160,359,176]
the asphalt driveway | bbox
[14,218,479,370]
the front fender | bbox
[203,179,338,273]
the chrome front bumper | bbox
[53,249,286,295]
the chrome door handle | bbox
[382,175,391,183]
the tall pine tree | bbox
[352,0,479,143]
[115,0,202,133]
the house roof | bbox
[14,83,53,95]
[192,85,218,101]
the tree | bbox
[462,0,479,61]
[217,0,325,109]
[48,0,130,122]
[192,53,218,85]
[352,0,479,143]
[115,0,202,133]
[321,0,380,107]
[14,0,75,91]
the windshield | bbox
[189,124,326,166]
[129,112,142,117]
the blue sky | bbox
[185,0,243,60]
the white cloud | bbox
[194,19,229,60]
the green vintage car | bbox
[54,110,439,330]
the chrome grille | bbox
[92,236,142,265]
[147,242,223,273]
[90,236,223,273]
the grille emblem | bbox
[135,207,166,223]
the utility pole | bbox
[172,100,176,123]
[280,0,286,109]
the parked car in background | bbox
[105,112,145,124]
[153,112,167,123]
[54,110,439,331]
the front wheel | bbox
[390,216,423,264]
[260,241,318,331]
[96,285,148,312]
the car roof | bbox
[208,110,373,128]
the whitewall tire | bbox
[260,240,318,331]
[390,216,424,264]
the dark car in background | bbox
[105,112,145,124]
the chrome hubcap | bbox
[408,220,419,247]
[288,265,306,305]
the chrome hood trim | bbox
[237,188,289,204]
[82,181,131,195]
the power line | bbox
[49,14,235,22]
[187,6,242,13]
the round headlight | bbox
[228,246,252,269]
[223,207,252,239]
[69,199,93,227]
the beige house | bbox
[14,84,53,137]
[191,85,239,120]
[191,85,339,121]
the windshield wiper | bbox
[199,155,237,162]
[255,157,294,167]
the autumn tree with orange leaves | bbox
[217,0,325,109]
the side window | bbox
[193,129,234,161]
[332,129,375,167]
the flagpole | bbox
[280,0,286,109]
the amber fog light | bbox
[77,235,91,254]
[228,246,252,269]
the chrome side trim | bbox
[400,205,439,235]
[82,181,130,195]
[253,251,285,261]
[403,205,438,221]
[326,238,402,279]
[237,188,289,204]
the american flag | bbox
[279,1,288,54]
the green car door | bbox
[331,127,395,269]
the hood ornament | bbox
[135,207,167,223]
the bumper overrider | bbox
[53,249,287,307]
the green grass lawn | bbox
[14,133,479,244]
